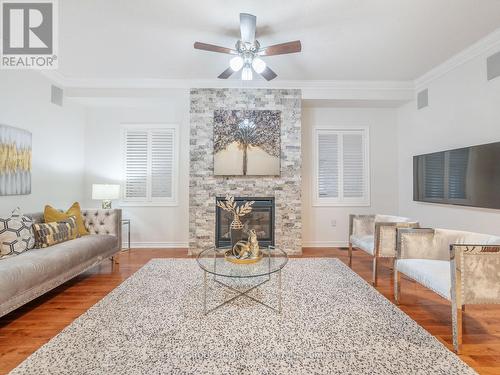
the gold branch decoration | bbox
[216,194,255,217]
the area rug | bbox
[10,258,475,374]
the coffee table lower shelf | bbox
[202,270,282,315]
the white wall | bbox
[397,45,500,234]
[82,91,190,247]
[302,107,399,246]
[0,71,86,216]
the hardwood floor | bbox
[1,248,499,374]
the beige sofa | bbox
[0,209,122,318]
[394,228,500,353]
[348,214,419,285]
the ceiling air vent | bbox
[417,89,428,110]
[487,50,500,81]
[51,85,63,106]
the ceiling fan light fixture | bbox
[229,56,244,71]
[242,66,253,80]
[251,57,266,74]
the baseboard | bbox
[124,242,189,249]
[123,241,347,249]
[302,241,349,248]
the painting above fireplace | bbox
[213,110,281,176]
[215,196,275,248]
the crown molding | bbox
[41,70,413,91]
[415,27,500,89]
[40,71,414,102]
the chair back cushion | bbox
[375,214,411,223]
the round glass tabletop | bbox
[196,246,288,278]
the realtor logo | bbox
[1,0,58,69]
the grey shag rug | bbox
[10,258,475,374]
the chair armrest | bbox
[375,221,419,257]
[451,244,500,305]
[396,228,438,260]
[349,214,375,238]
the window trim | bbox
[120,123,179,207]
[312,126,370,207]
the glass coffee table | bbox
[196,246,288,315]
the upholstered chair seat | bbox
[395,228,500,353]
[348,214,419,285]
[350,235,375,255]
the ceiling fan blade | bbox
[260,66,277,81]
[217,67,234,79]
[258,40,302,56]
[194,42,236,54]
[240,13,256,43]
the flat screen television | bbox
[413,141,500,209]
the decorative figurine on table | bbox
[226,229,263,264]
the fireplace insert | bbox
[215,197,275,248]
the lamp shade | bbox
[92,184,120,200]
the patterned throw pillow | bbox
[0,208,35,259]
[33,216,78,248]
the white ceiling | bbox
[59,0,500,81]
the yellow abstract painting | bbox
[0,125,32,196]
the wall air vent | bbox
[51,85,63,106]
[417,89,428,110]
[487,50,500,81]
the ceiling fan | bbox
[194,13,302,81]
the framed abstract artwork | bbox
[0,124,32,196]
[213,110,281,176]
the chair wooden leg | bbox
[394,266,401,305]
[348,243,353,267]
[372,256,378,286]
[452,300,463,353]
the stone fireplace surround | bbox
[189,88,302,255]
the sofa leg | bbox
[110,254,120,265]
[372,257,378,286]
[452,300,463,353]
[348,243,353,267]
[394,266,401,305]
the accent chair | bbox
[394,228,500,353]
[348,214,419,285]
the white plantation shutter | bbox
[343,133,364,198]
[314,128,369,206]
[124,130,148,200]
[123,125,178,205]
[151,130,174,198]
[318,133,339,198]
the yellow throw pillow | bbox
[44,202,89,236]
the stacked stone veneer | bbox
[189,88,302,255]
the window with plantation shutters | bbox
[314,128,370,206]
[122,125,178,206]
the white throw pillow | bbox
[0,207,35,259]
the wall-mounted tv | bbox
[413,141,500,209]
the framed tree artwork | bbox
[0,124,32,196]
[213,110,281,176]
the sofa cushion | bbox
[351,234,375,255]
[44,202,89,237]
[397,259,451,300]
[0,235,117,303]
[33,217,78,248]
[0,208,35,259]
